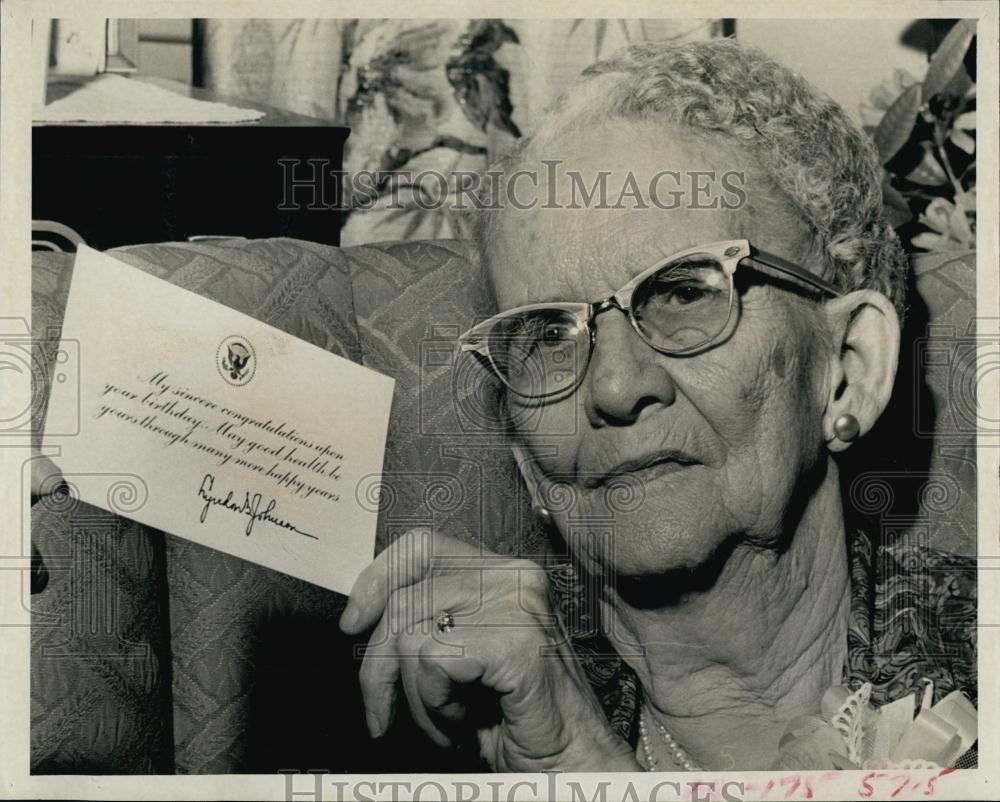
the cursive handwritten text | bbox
[197,473,318,539]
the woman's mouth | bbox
[583,450,701,488]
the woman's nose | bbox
[585,311,677,425]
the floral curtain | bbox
[196,18,723,245]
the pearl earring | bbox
[531,503,553,527]
[834,413,860,442]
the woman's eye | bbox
[668,284,707,304]
[655,281,715,306]
[498,317,562,357]
[542,324,568,342]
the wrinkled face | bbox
[487,122,832,579]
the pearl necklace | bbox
[638,708,701,771]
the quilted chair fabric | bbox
[837,249,978,556]
[30,239,975,774]
[907,250,979,556]
[30,502,173,774]
[31,238,542,774]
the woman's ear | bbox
[821,290,900,453]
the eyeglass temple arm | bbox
[749,247,842,297]
[459,323,497,353]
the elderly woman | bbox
[339,40,976,771]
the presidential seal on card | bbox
[217,335,256,386]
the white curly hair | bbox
[475,39,909,320]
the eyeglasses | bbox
[458,239,841,399]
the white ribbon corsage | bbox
[776,679,977,770]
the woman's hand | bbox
[339,528,639,772]
[29,447,63,502]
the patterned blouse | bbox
[548,528,977,767]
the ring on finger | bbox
[435,609,455,634]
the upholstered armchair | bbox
[29,238,976,773]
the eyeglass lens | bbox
[487,308,587,397]
[490,254,732,397]
[630,254,732,351]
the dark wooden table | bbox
[33,76,350,250]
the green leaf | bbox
[923,19,976,101]
[873,84,922,164]
[881,172,913,227]
[882,181,910,212]
[884,204,912,229]
[939,62,974,99]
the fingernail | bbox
[340,604,360,632]
[366,710,384,738]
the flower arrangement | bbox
[863,20,977,252]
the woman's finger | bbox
[354,546,551,744]
[341,527,434,634]
[403,633,499,746]
[29,450,63,501]
[405,620,550,749]
[400,632,455,748]
[415,633,486,719]
[357,564,504,738]
[357,575,465,737]
[357,600,401,737]
[340,527,485,634]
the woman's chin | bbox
[611,546,726,583]
[569,513,736,589]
